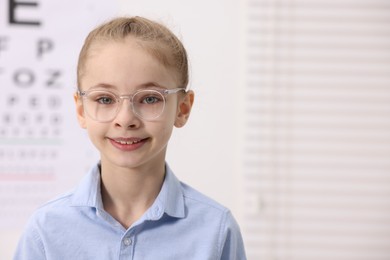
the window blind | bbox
[241,0,390,259]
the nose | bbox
[113,98,141,129]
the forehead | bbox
[81,37,179,91]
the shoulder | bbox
[14,190,76,257]
[178,182,247,259]
[178,181,239,229]
[29,162,101,223]
[27,190,75,225]
[164,164,230,217]
[41,190,74,208]
[179,181,229,213]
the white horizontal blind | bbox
[242,0,390,259]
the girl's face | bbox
[75,37,193,172]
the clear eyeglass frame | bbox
[78,87,186,122]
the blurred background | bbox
[1,0,390,259]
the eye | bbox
[97,96,115,104]
[142,96,161,104]
[87,91,117,105]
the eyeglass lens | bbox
[83,90,166,122]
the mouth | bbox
[108,137,149,151]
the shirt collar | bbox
[70,162,185,219]
[154,163,185,219]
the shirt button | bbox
[123,237,132,246]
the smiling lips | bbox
[109,137,148,151]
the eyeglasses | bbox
[78,88,186,122]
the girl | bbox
[14,16,246,259]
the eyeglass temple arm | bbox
[164,88,187,95]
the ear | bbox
[174,90,194,128]
[74,92,87,129]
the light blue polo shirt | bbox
[14,163,246,259]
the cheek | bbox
[162,125,174,140]
[85,121,106,144]
[153,122,174,141]
[149,119,175,145]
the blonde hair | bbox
[77,16,189,89]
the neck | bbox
[100,161,165,229]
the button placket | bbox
[119,234,134,259]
